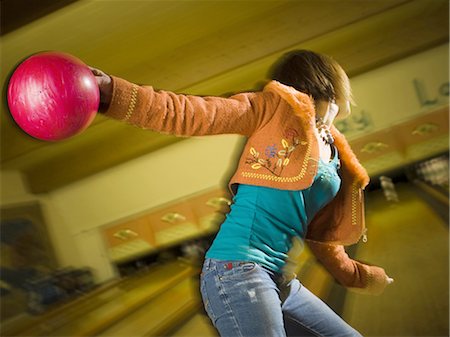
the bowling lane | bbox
[343,182,449,337]
[98,274,201,337]
[47,260,197,337]
[2,260,197,337]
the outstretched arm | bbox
[306,240,393,295]
[90,67,277,137]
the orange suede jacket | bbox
[104,76,389,295]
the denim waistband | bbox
[203,258,296,285]
[203,258,252,270]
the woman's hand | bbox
[89,66,113,106]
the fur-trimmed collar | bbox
[264,80,315,121]
[264,80,369,188]
[332,126,370,188]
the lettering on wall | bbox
[336,109,373,135]
[338,77,449,136]
[413,78,449,107]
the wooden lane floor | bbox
[1,278,122,336]
[343,182,449,336]
[98,271,201,336]
[48,260,198,337]
[3,259,198,336]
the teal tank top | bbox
[205,148,341,273]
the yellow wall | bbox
[1,171,32,204]
[343,43,449,140]
[45,134,244,281]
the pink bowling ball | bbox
[7,51,100,141]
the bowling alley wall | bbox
[1,44,448,283]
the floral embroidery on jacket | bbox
[245,128,306,177]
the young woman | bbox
[91,50,393,337]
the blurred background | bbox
[0,0,448,336]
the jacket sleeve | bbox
[102,76,277,137]
[306,240,389,295]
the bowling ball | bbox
[7,51,100,141]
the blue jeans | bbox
[200,258,362,337]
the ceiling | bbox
[1,0,448,194]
